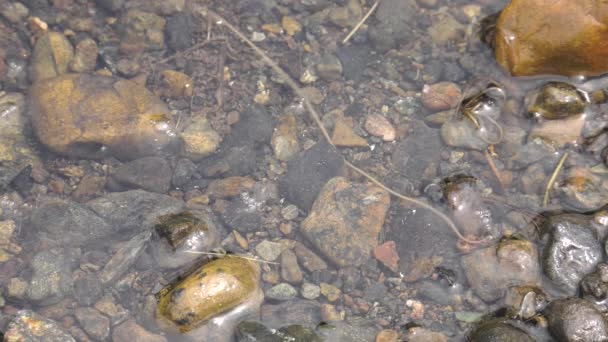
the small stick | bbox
[201,8,482,245]
[485,148,505,193]
[184,251,279,265]
[342,0,381,45]
[543,152,568,207]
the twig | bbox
[342,0,380,45]
[485,148,505,192]
[201,8,482,245]
[543,152,569,207]
[184,250,279,265]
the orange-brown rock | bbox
[28,73,176,160]
[495,0,608,77]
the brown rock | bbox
[205,176,256,199]
[28,73,176,160]
[280,249,303,284]
[30,32,74,82]
[293,241,328,272]
[528,114,585,147]
[495,0,608,77]
[301,177,390,267]
[376,329,400,342]
[331,119,368,147]
[421,82,461,111]
[406,327,447,342]
[160,70,193,98]
[373,241,400,272]
[271,113,300,161]
[364,114,396,141]
[119,10,166,55]
[112,319,167,342]
[69,38,98,73]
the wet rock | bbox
[110,156,172,193]
[100,230,151,284]
[221,194,263,233]
[119,10,165,55]
[468,319,535,342]
[331,119,368,147]
[200,145,257,178]
[3,310,75,342]
[30,196,114,246]
[0,92,37,179]
[328,0,361,28]
[279,141,344,211]
[74,307,110,341]
[150,210,220,269]
[441,117,490,151]
[546,298,608,342]
[28,73,176,160]
[171,158,197,188]
[205,176,256,199]
[368,0,416,52]
[428,11,465,45]
[301,282,321,300]
[495,0,608,77]
[157,256,262,333]
[266,283,298,301]
[421,82,461,111]
[271,113,300,161]
[0,2,29,23]
[69,38,98,73]
[160,70,193,99]
[406,327,446,342]
[301,177,390,267]
[281,249,303,284]
[373,241,399,272]
[364,114,396,142]
[166,12,194,52]
[255,240,285,261]
[226,105,274,147]
[236,321,322,342]
[112,319,167,342]
[581,263,608,310]
[293,241,328,272]
[461,238,540,302]
[73,274,103,306]
[391,121,442,189]
[504,286,548,320]
[527,82,588,120]
[317,321,379,342]
[316,54,343,81]
[30,32,74,82]
[542,213,603,294]
[557,170,608,211]
[261,300,322,328]
[27,248,80,304]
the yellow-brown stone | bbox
[157,257,261,333]
[28,73,176,160]
[495,0,608,77]
[30,32,74,82]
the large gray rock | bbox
[547,298,608,342]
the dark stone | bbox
[74,307,110,341]
[580,263,608,311]
[165,12,193,52]
[546,298,608,342]
[368,0,417,52]
[95,0,124,11]
[87,189,185,234]
[468,319,536,342]
[200,145,257,177]
[279,141,344,211]
[29,196,113,246]
[225,105,274,147]
[3,310,75,342]
[110,156,172,193]
[172,158,197,188]
[542,213,603,294]
[73,274,103,306]
[221,195,263,233]
[336,44,373,83]
[391,122,442,189]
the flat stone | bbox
[112,319,167,342]
[301,177,390,267]
[74,307,110,341]
[331,119,368,147]
[266,283,298,301]
[280,249,303,284]
[4,310,75,342]
[27,248,80,304]
[255,240,285,261]
[110,156,172,193]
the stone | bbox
[279,141,344,211]
[427,12,465,45]
[171,158,197,188]
[160,70,193,98]
[27,248,79,304]
[179,116,222,161]
[406,327,446,342]
[74,307,110,341]
[320,304,343,322]
[30,32,74,82]
[368,0,416,52]
[376,329,400,342]
[328,0,361,27]
[301,282,321,300]
[0,92,36,170]
[581,263,608,311]
[165,12,194,52]
[261,300,322,328]
[225,105,274,147]
[157,257,261,333]
[421,82,462,111]
[364,114,396,142]
[301,177,390,267]
[7,277,28,299]
[255,240,285,261]
[526,82,588,119]
[119,10,165,55]
[73,274,103,306]
[112,319,167,342]
[30,196,114,246]
[546,298,608,342]
[440,117,490,151]
[0,2,29,24]
[542,213,603,294]
[280,249,303,284]
[461,238,540,302]
[495,0,608,77]
[69,38,98,73]
[557,169,608,211]
[331,119,368,147]
[111,156,172,193]
[373,241,399,272]
[468,319,535,342]
[293,242,328,272]
[266,283,298,301]
[316,54,343,81]
[271,113,300,161]
[205,176,256,199]
[281,16,301,36]
[3,310,75,342]
[504,286,548,320]
[221,195,263,233]
[528,114,585,147]
[320,282,341,302]
[100,231,151,283]
[200,145,257,177]
[28,73,176,160]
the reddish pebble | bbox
[364,114,396,141]
[376,329,400,342]
[373,241,400,272]
[421,81,462,111]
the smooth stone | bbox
[200,145,257,178]
[69,38,98,73]
[255,240,285,262]
[581,263,608,311]
[179,116,222,161]
[112,319,167,342]
[119,10,165,55]
[280,249,303,284]
[301,177,390,267]
[547,298,608,342]
[440,117,490,151]
[165,12,194,52]
[3,310,75,342]
[0,92,37,170]
[331,119,368,147]
[261,300,322,328]
[28,73,176,160]
[157,257,261,333]
[110,156,172,193]
[271,113,300,161]
[30,32,74,82]
[266,283,298,301]
[468,319,535,342]
[368,0,416,52]
[73,274,104,306]
[301,283,321,300]
[221,195,263,233]
[27,248,80,304]
[461,239,540,302]
[224,105,274,148]
[74,307,110,341]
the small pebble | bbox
[320,282,341,302]
[266,283,298,301]
[255,240,285,261]
[301,282,321,300]
[421,82,462,111]
[364,114,396,141]
[320,304,344,322]
[281,204,299,220]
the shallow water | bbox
[1,0,608,341]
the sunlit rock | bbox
[495,0,608,77]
